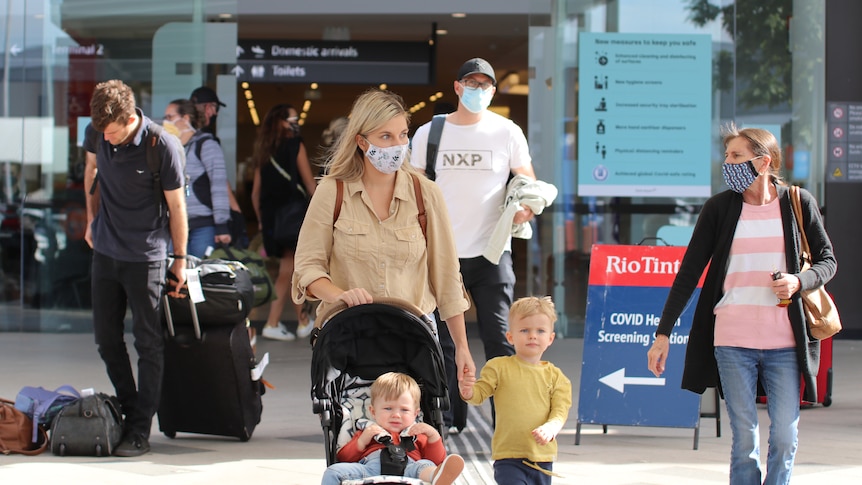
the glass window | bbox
[0,0,237,331]
[531,0,824,336]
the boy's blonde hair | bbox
[370,372,421,408]
[509,296,557,328]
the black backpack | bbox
[424,114,447,181]
[189,132,217,209]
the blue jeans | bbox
[188,225,216,258]
[493,459,553,485]
[715,346,800,485]
[321,450,435,485]
[91,252,167,438]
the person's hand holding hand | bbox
[647,334,669,377]
[455,348,476,388]
[459,367,476,400]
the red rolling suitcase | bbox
[802,336,833,407]
[756,336,833,407]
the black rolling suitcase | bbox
[158,295,264,441]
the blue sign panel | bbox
[578,245,701,429]
[577,33,713,197]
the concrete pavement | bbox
[1,328,861,484]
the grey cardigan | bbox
[656,183,837,402]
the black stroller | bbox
[310,297,450,470]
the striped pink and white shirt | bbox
[713,198,795,349]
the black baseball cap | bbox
[190,86,226,107]
[457,58,496,85]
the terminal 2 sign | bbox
[235,39,432,85]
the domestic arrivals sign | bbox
[235,39,432,84]
[577,244,702,436]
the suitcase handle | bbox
[162,294,202,340]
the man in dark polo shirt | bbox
[84,79,188,457]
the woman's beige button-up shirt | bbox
[292,170,469,321]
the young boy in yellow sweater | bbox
[459,296,572,484]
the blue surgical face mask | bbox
[459,86,494,113]
[722,157,762,193]
[364,138,408,174]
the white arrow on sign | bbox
[9,44,22,56]
[599,367,665,393]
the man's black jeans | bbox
[91,251,166,438]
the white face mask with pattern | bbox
[363,138,408,174]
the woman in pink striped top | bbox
[647,124,836,485]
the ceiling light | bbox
[436,29,448,35]
[451,13,466,18]
[218,13,232,19]
[310,82,319,90]
[379,83,388,91]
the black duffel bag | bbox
[164,257,254,328]
[50,393,123,457]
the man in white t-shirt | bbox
[411,58,536,434]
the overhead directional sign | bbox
[577,244,702,432]
[235,39,432,85]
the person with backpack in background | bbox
[191,85,249,248]
[252,104,318,341]
[163,99,231,257]
[84,79,188,456]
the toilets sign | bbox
[577,244,702,432]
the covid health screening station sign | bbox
[576,244,704,447]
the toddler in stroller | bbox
[311,298,464,484]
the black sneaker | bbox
[114,433,150,457]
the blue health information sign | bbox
[578,33,712,197]
[578,245,701,429]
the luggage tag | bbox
[186,268,206,303]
